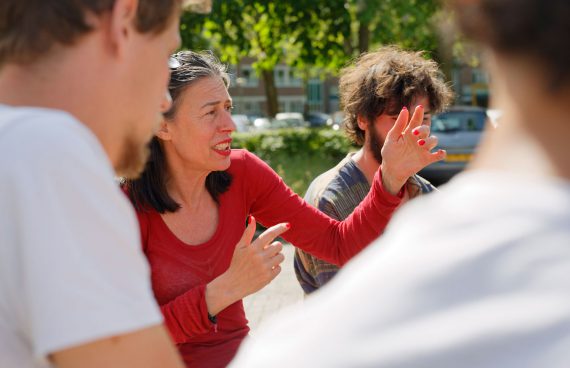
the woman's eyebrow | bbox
[200,100,221,109]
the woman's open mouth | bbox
[213,140,232,156]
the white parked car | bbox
[274,112,307,128]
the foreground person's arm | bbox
[51,326,184,368]
[248,106,444,266]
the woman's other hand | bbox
[380,105,446,195]
[205,216,289,316]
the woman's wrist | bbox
[380,163,407,196]
[205,274,241,316]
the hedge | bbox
[232,128,357,195]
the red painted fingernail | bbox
[413,128,420,136]
[402,106,407,111]
[285,223,291,229]
[248,215,255,224]
[418,139,426,146]
[418,104,423,109]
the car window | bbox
[431,111,486,133]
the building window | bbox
[288,70,303,87]
[275,67,287,87]
[307,79,323,112]
[328,86,339,112]
[274,66,303,87]
[240,66,258,87]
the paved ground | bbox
[243,243,304,334]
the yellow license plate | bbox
[445,153,473,162]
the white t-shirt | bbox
[0,106,162,368]
[231,171,570,368]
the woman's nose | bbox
[223,111,237,132]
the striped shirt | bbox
[294,153,435,294]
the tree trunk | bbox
[303,70,310,116]
[261,68,278,117]
[358,22,370,54]
[432,37,455,92]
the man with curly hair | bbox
[294,46,452,294]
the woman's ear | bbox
[155,120,171,141]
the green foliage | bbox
[232,128,356,195]
[179,11,209,51]
[286,0,444,75]
[232,128,353,164]
[180,1,445,75]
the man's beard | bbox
[115,136,151,179]
[367,125,384,164]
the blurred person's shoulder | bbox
[391,169,570,235]
[0,104,113,176]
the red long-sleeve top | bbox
[135,150,402,367]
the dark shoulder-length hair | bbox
[124,50,232,213]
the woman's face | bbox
[164,76,236,173]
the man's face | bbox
[366,95,431,163]
[115,15,181,178]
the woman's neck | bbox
[163,155,211,211]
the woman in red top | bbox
[124,51,444,367]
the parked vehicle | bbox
[419,106,487,185]
[330,111,345,131]
[305,112,332,128]
[251,117,273,131]
[274,112,308,128]
[231,114,253,132]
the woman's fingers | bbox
[385,107,409,142]
[253,222,290,250]
[411,125,431,140]
[264,240,283,254]
[426,149,447,165]
[235,215,257,250]
[419,135,439,151]
[268,251,285,268]
[405,105,425,133]
[270,265,282,278]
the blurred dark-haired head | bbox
[449,0,570,91]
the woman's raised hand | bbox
[380,105,446,195]
[205,216,289,316]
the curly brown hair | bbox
[340,46,453,145]
[449,0,570,90]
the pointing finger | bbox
[237,215,256,249]
[252,222,291,250]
